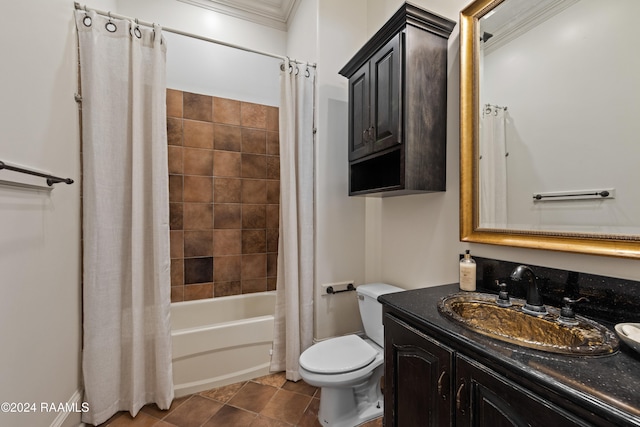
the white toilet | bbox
[299,283,403,427]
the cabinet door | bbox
[370,33,402,154]
[384,314,454,427]
[348,61,371,161]
[455,355,591,427]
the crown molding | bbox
[177,0,299,31]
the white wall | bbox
[114,0,286,54]
[312,0,371,340]
[162,32,281,106]
[112,0,284,105]
[0,0,96,425]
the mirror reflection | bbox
[477,0,640,237]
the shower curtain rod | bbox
[73,2,316,68]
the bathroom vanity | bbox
[380,264,640,427]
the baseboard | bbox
[50,388,85,427]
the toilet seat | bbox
[299,335,377,374]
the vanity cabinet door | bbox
[384,314,454,427]
[455,355,591,427]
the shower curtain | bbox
[271,59,316,381]
[76,10,173,425]
[480,106,508,227]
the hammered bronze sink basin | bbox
[438,292,619,356]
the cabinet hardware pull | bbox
[363,130,369,142]
[456,382,466,414]
[437,371,447,399]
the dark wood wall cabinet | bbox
[381,285,640,427]
[339,4,455,196]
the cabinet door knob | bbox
[456,381,466,414]
[362,129,370,142]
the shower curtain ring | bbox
[82,4,92,27]
[133,18,142,38]
[105,11,117,32]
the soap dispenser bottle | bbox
[459,250,476,291]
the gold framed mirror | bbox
[459,0,640,259]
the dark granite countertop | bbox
[380,283,640,427]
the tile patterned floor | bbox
[95,372,383,427]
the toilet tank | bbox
[357,283,403,347]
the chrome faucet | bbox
[510,265,547,316]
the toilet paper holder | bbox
[326,283,355,295]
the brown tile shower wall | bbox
[166,89,280,302]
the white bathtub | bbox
[171,291,276,397]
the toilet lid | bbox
[299,335,377,374]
